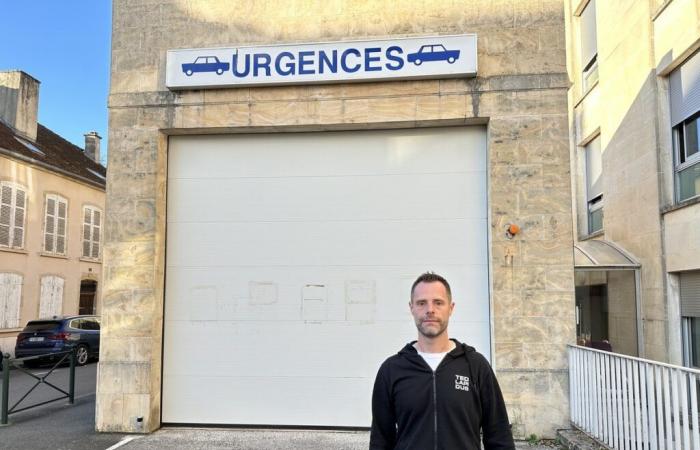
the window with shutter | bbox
[0,182,27,249]
[578,0,598,91]
[584,135,603,234]
[43,194,68,255]
[0,273,23,329]
[82,206,102,259]
[39,275,64,318]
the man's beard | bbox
[416,318,448,338]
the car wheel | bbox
[185,69,193,76]
[75,345,89,366]
[447,57,455,63]
[216,68,224,75]
[414,59,422,66]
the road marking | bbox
[105,436,141,450]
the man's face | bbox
[410,281,454,339]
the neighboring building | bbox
[565,0,700,365]
[0,70,106,355]
[100,0,574,437]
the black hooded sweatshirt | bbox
[369,339,515,450]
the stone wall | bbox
[100,0,575,437]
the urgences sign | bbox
[166,35,476,89]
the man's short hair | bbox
[410,272,452,301]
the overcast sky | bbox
[0,2,112,165]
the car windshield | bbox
[22,321,61,332]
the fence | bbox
[1,349,76,425]
[569,345,700,450]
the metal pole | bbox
[2,353,10,425]
[68,349,75,405]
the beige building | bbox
[565,0,700,366]
[100,0,575,438]
[0,71,106,355]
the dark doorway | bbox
[576,284,609,348]
[79,280,97,315]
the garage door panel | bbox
[164,266,489,324]
[164,127,489,426]
[168,171,487,223]
[168,129,486,180]
[164,319,489,378]
[167,219,488,267]
[162,375,373,426]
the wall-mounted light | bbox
[505,223,520,239]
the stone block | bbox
[522,290,574,319]
[495,316,549,344]
[512,266,547,290]
[96,392,124,432]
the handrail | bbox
[568,344,700,375]
[569,345,700,450]
[1,348,76,425]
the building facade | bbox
[99,0,574,437]
[565,0,700,367]
[0,71,106,355]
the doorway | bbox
[79,280,97,315]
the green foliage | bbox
[527,434,539,445]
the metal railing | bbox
[1,349,76,425]
[569,345,700,450]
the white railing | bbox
[569,345,700,450]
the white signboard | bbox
[166,34,477,89]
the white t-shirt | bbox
[414,341,456,371]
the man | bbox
[369,272,515,450]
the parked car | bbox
[14,315,100,367]
[407,44,460,65]
[182,55,230,76]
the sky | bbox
[0,2,112,166]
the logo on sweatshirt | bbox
[455,374,470,391]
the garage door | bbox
[163,127,489,426]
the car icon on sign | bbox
[407,45,460,66]
[182,56,230,76]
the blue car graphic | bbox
[407,44,460,66]
[182,56,230,76]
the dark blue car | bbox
[182,56,230,76]
[14,315,100,367]
[407,44,460,66]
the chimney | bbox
[84,131,101,163]
[0,71,40,141]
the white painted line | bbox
[104,436,141,450]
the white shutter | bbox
[12,188,25,248]
[580,0,598,69]
[56,199,67,254]
[585,136,603,200]
[0,185,11,246]
[83,206,102,259]
[45,195,67,255]
[670,50,700,126]
[0,273,22,328]
[44,196,56,253]
[39,275,64,318]
[681,271,700,318]
[92,209,101,258]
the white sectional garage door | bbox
[163,127,489,426]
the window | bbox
[82,206,101,259]
[0,273,22,328]
[681,271,700,368]
[671,50,700,202]
[584,135,603,233]
[0,182,27,249]
[579,0,598,91]
[43,194,68,255]
[39,275,64,318]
